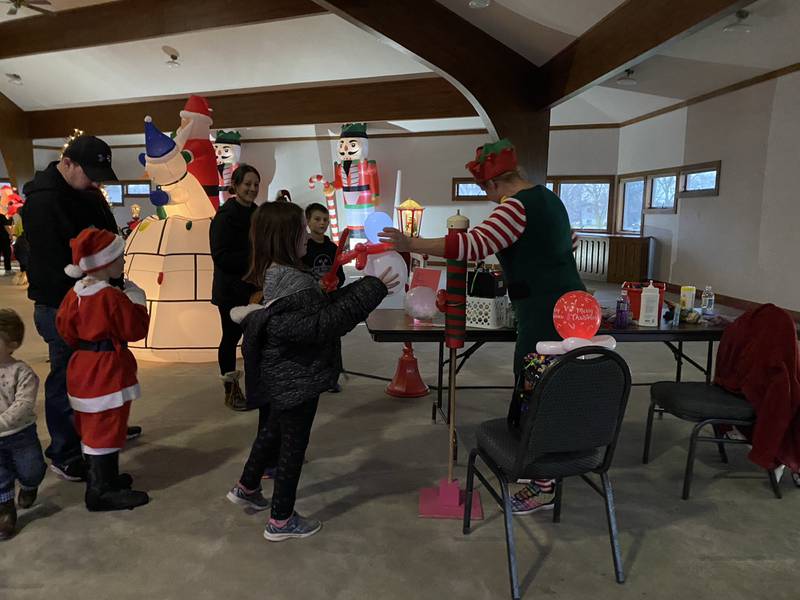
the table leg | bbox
[433,342,444,423]
[706,341,714,384]
[676,341,684,382]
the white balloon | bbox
[562,337,593,352]
[363,251,408,294]
[536,341,565,355]
[404,286,438,319]
[591,335,617,350]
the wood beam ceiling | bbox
[25,77,477,139]
[312,0,550,183]
[536,0,751,109]
[0,0,325,60]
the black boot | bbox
[0,499,17,540]
[85,453,149,512]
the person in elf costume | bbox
[214,130,242,206]
[333,123,380,245]
[175,95,220,211]
[380,139,584,514]
[56,228,150,511]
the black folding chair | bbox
[463,347,632,600]
[642,382,782,499]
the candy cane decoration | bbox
[309,174,340,243]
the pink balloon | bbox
[404,286,438,320]
[553,291,602,340]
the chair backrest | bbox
[515,347,632,474]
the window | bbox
[558,181,611,231]
[545,181,554,191]
[619,178,645,233]
[649,174,677,210]
[125,182,151,196]
[101,184,124,206]
[679,161,720,197]
[452,178,487,201]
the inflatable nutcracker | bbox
[214,130,241,206]
[333,123,379,247]
[175,95,220,211]
[125,116,219,362]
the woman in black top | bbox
[210,164,260,409]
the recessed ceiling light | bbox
[5,73,23,86]
[616,69,637,87]
[468,0,491,8]
[723,9,752,33]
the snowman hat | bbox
[65,227,125,279]
[139,116,183,166]
[179,95,213,125]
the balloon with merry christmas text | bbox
[536,291,616,355]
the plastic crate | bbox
[466,295,514,329]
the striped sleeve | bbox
[444,198,527,261]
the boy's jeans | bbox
[0,424,47,503]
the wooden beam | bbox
[312,0,551,183]
[0,93,34,189]
[537,0,751,109]
[26,77,477,139]
[0,0,324,60]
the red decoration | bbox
[157,272,164,285]
[553,291,602,340]
[320,228,392,292]
[385,342,429,398]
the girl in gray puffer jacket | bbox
[226,202,399,541]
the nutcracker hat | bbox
[64,227,125,279]
[340,122,368,139]
[214,130,242,146]
[179,94,213,124]
[466,138,518,183]
[139,116,182,166]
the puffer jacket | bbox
[239,265,387,410]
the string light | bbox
[60,128,85,157]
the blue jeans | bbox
[0,425,47,503]
[33,304,81,466]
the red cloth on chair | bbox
[714,304,800,471]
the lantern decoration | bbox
[396,199,424,238]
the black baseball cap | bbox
[63,135,118,183]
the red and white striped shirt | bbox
[444,198,527,261]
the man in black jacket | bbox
[21,136,125,481]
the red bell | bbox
[386,342,429,398]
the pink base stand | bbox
[419,478,484,520]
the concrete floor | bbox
[1,276,797,600]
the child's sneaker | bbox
[226,484,270,511]
[510,482,555,516]
[0,499,16,540]
[263,512,322,542]
[50,458,87,482]
[17,487,38,509]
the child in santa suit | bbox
[56,228,150,511]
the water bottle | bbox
[701,285,715,315]
[615,291,630,329]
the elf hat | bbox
[466,139,518,183]
[179,95,213,124]
[65,227,125,279]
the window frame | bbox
[678,160,721,198]
[547,175,616,234]
[451,177,488,202]
[124,181,152,197]
[647,172,679,214]
[616,176,646,235]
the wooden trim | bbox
[646,172,678,214]
[536,0,748,109]
[621,62,800,128]
[549,175,616,234]
[549,123,619,131]
[26,77,477,138]
[451,177,488,202]
[678,160,721,198]
[0,0,325,60]
[615,175,646,235]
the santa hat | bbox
[466,139,518,183]
[65,228,125,279]
[180,95,213,125]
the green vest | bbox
[496,185,586,372]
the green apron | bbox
[495,185,586,375]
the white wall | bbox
[549,128,619,175]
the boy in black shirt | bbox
[303,203,345,289]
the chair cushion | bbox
[651,382,755,421]
[476,418,604,480]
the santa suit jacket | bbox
[714,303,800,471]
[56,280,150,414]
[184,138,220,211]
